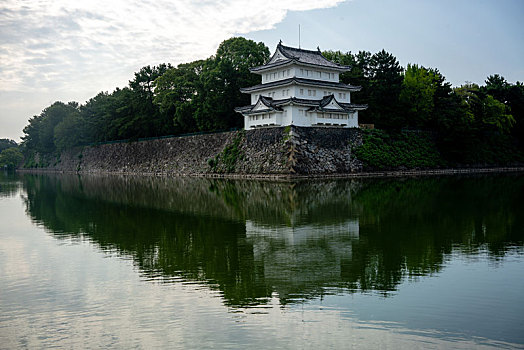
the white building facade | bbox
[235,42,367,130]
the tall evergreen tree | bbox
[368,50,404,129]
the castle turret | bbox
[235,42,367,130]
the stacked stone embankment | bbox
[36,127,363,176]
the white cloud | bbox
[0,0,345,140]
[0,0,345,94]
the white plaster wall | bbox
[348,112,359,128]
[244,109,358,129]
[244,112,285,130]
[259,64,341,84]
[296,67,340,82]
[291,85,300,98]
[261,67,293,84]
[289,105,310,127]
[281,106,292,125]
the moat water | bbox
[1,172,523,349]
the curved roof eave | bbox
[250,60,351,73]
[240,78,361,93]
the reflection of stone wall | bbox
[46,127,362,176]
[26,173,362,227]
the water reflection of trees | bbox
[0,172,20,197]
[20,173,524,306]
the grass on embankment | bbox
[353,129,524,171]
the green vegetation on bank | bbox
[354,130,524,170]
[209,131,244,173]
[18,37,524,169]
[354,130,444,170]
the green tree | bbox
[54,111,86,151]
[482,75,524,142]
[484,74,509,103]
[455,83,514,134]
[153,61,205,133]
[0,147,24,170]
[399,64,445,128]
[193,37,269,131]
[0,139,18,152]
[80,91,114,142]
[128,64,173,138]
[22,101,80,155]
[481,95,514,133]
[506,81,524,142]
[368,50,404,129]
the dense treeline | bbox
[20,37,524,167]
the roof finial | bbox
[298,24,301,49]
[317,46,321,52]
[279,39,282,45]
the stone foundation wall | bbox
[39,127,363,176]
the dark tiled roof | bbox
[240,77,361,93]
[235,95,368,114]
[339,102,368,110]
[279,44,350,69]
[250,43,351,72]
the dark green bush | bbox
[354,130,445,170]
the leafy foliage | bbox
[210,131,244,173]
[0,139,18,153]
[354,130,444,170]
[0,147,24,170]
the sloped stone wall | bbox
[42,127,363,176]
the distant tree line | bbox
[20,37,524,166]
[0,139,23,170]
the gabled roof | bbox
[234,96,283,115]
[314,94,346,111]
[235,95,368,115]
[252,96,283,112]
[250,42,351,73]
[240,77,361,93]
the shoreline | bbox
[16,166,524,180]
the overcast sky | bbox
[1,0,523,142]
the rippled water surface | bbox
[1,172,523,349]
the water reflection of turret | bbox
[246,220,359,303]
